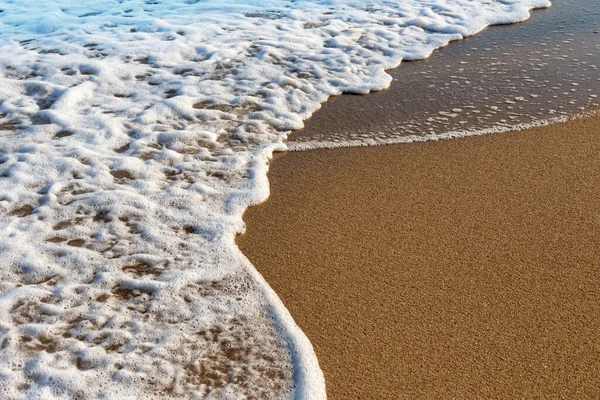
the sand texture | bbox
[237,114,600,399]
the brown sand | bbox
[237,115,600,399]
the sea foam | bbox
[0,0,549,398]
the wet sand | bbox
[237,114,600,399]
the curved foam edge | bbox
[241,252,326,400]
[229,144,326,399]
[287,111,598,152]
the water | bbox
[290,0,600,149]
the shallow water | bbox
[290,0,600,149]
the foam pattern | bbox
[0,0,549,398]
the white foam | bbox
[288,114,571,151]
[0,0,550,398]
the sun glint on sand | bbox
[238,113,600,399]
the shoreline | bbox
[238,114,600,398]
[288,109,594,151]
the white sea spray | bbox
[0,0,550,398]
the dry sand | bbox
[237,114,600,399]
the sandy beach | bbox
[2,0,598,397]
[238,113,600,398]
